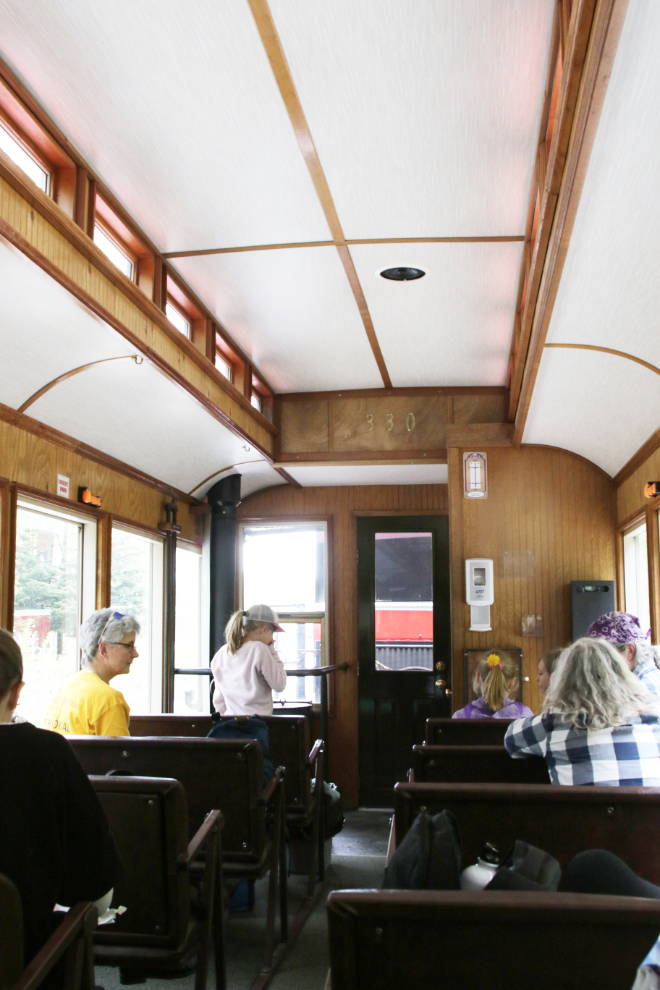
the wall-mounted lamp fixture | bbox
[644,482,660,499]
[78,487,101,507]
[463,452,488,499]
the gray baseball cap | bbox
[244,604,284,632]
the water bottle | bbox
[460,842,501,890]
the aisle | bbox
[96,810,391,990]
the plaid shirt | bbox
[504,712,660,786]
[635,658,660,697]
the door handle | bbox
[435,679,446,688]
[435,662,445,671]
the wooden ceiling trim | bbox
[279,386,507,402]
[0,401,196,504]
[508,0,594,414]
[188,460,265,496]
[247,0,392,389]
[17,355,141,413]
[545,343,660,378]
[512,0,629,442]
[278,450,447,465]
[162,235,525,259]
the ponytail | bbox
[224,610,261,654]
[475,654,520,713]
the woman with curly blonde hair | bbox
[504,637,660,785]
[452,652,533,719]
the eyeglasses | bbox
[107,640,137,652]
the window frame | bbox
[173,541,208,714]
[111,520,165,714]
[237,518,332,710]
[0,114,51,194]
[93,218,137,281]
[622,517,651,634]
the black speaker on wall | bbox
[571,581,616,640]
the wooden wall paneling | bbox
[332,396,446,453]
[280,398,330,453]
[646,503,660,643]
[452,394,508,425]
[96,513,112,610]
[0,418,199,543]
[446,423,514,447]
[0,481,17,630]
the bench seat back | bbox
[425,718,514,746]
[129,714,312,817]
[412,745,549,784]
[71,736,264,863]
[327,889,660,990]
[394,781,660,882]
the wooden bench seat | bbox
[425,717,514,746]
[411,744,549,785]
[393,782,660,882]
[69,736,286,970]
[326,889,660,990]
[128,713,325,896]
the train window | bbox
[623,521,651,636]
[374,532,433,671]
[173,545,206,714]
[251,392,262,413]
[111,524,164,714]
[0,119,50,192]
[13,500,97,725]
[239,521,327,703]
[215,351,232,381]
[93,222,135,280]
[166,300,190,338]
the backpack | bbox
[322,781,345,837]
[207,716,274,785]
[485,839,561,892]
[382,810,463,890]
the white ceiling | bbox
[0,0,331,251]
[523,0,660,473]
[190,459,285,500]
[523,348,660,477]
[172,246,383,392]
[283,464,448,487]
[350,241,523,387]
[0,238,136,410]
[269,0,555,238]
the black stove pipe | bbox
[208,473,242,659]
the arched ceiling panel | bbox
[268,0,555,238]
[544,1,660,368]
[523,348,660,477]
[172,246,383,392]
[0,238,136,410]
[349,241,523,386]
[28,359,265,493]
[190,459,285,500]
[0,0,331,251]
[283,464,448,487]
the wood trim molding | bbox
[17,355,141,413]
[0,480,17,630]
[0,402,197,504]
[272,467,302,489]
[617,507,646,533]
[512,0,630,441]
[614,427,660,488]
[162,235,525,259]
[279,385,508,402]
[545,342,660,378]
[188,460,268,496]
[246,0,392,389]
[647,502,660,644]
[446,423,514,448]
[615,527,625,610]
[276,450,447,465]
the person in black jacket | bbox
[0,627,123,969]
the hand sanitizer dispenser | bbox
[466,559,494,631]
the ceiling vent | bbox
[379,267,425,281]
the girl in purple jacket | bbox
[453,652,533,719]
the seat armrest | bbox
[307,739,323,769]
[179,809,223,866]
[14,902,97,990]
[259,766,284,805]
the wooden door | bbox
[357,516,451,807]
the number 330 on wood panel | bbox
[365,413,416,433]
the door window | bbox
[623,521,650,636]
[374,532,433,671]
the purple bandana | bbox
[587,611,651,644]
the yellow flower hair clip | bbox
[486,653,502,669]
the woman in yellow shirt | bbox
[44,608,140,736]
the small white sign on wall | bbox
[57,474,70,498]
